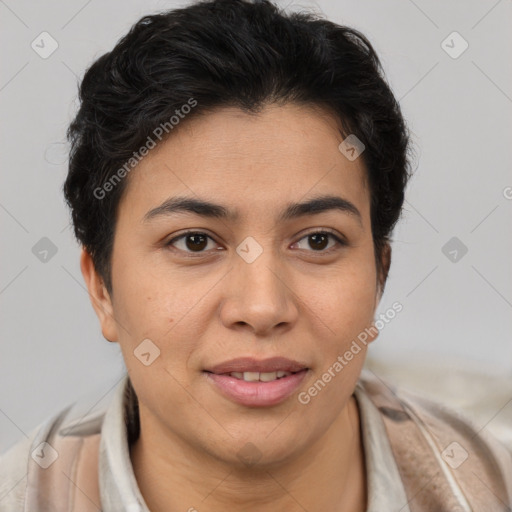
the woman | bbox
[1,1,511,510]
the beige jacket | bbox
[1,370,511,511]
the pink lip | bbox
[204,357,310,407]
[205,356,308,374]
[205,371,309,407]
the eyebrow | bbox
[142,194,362,225]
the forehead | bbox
[117,103,370,223]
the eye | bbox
[292,230,346,253]
[166,231,220,255]
[165,229,346,256]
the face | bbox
[83,103,385,467]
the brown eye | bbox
[184,233,208,251]
[308,233,329,251]
[166,232,217,253]
[294,231,345,253]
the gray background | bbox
[1,0,511,454]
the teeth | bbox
[227,371,293,381]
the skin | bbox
[81,103,390,512]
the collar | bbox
[98,372,409,511]
[354,374,410,511]
[99,374,149,511]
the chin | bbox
[204,427,309,469]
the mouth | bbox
[203,357,310,407]
[211,370,299,382]
[204,356,308,375]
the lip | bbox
[205,356,308,374]
[205,370,309,407]
[204,357,310,407]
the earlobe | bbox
[79,248,119,343]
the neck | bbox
[130,395,366,512]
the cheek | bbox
[295,262,376,422]
[112,246,184,336]
[113,275,200,420]
[111,258,213,380]
[304,255,377,337]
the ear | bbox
[377,242,392,299]
[80,247,119,343]
[366,243,392,345]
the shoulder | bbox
[358,370,512,509]
[0,425,35,510]
[0,381,116,512]
[0,407,74,511]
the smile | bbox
[223,370,295,381]
[204,359,309,407]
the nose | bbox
[219,249,299,337]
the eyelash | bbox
[165,229,347,257]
